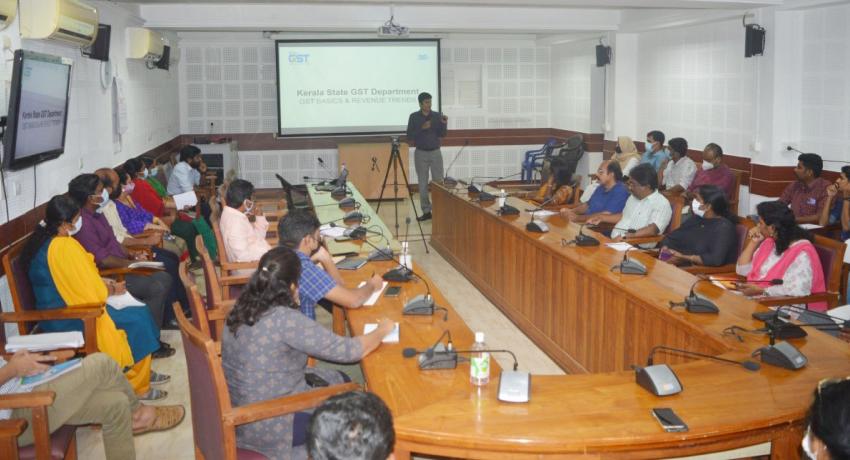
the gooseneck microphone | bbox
[669,278,720,314]
[565,223,600,247]
[647,345,761,371]
[611,247,647,275]
[526,196,556,233]
[443,140,470,187]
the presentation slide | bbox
[276,39,440,136]
[14,56,71,158]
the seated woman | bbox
[802,377,850,459]
[659,185,738,267]
[140,156,169,198]
[736,201,827,311]
[527,156,574,206]
[222,246,394,460]
[1,351,183,460]
[21,195,167,400]
[123,158,199,262]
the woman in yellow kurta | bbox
[22,196,162,398]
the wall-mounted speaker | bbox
[82,23,111,62]
[595,44,611,67]
[155,45,171,70]
[745,24,765,58]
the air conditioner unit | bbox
[126,27,165,62]
[0,0,16,31]
[20,0,99,47]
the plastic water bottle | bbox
[497,189,507,208]
[470,332,490,386]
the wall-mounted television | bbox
[3,49,73,171]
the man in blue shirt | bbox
[640,130,670,172]
[561,160,629,223]
[406,92,447,222]
[277,210,383,320]
[167,145,206,195]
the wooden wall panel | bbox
[431,185,723,375]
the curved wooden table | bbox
[314,182,850,459]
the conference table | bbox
[310,182,850,459]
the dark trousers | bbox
[125,271,171,329]
[151,247,189,324]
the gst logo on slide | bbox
[288,52,310,64]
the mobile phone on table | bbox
[651,408,688,432]
[384,286,401,298]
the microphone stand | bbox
[668,278,719,314]
[648,345,760,371]
[443,140,470,187]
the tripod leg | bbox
[396,154,430,254]
[375,147,396,213]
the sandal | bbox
[139,388,168,401]
[150,371,171,386]
[133,405,186,436]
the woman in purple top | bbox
[114,171,170,235]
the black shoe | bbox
[417,212,432,222]
[152,346,176,359]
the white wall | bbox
[178,33,552,135]
[0,1,180,223]
[550,40,595,133]
[634,19,757,157]
[799,3,850,165]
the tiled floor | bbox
[75,192,563,459]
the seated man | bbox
[219,179,271,271]
[588,163,672,240]
[640,130,670,172]
[277,210,383,320]
[686,143,736,200]
[780,153,831,224]
[1,351,183,460]
[660,137,696,194]
[820,165,850,241]
[167,145,211,222]
[307,391,395,460]
[561,160,629,223]
[67,174,185,333]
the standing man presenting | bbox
[406,92,447,222]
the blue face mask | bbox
[645,141,655,153]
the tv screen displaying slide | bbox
[276,39,440,137]
[3,49,72,170]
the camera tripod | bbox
[375,137,429,253]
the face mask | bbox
[802,427,816,460]
[701,161,715,171]
[143,168,149,179]
[123,182,135,194]
[692,199,706,218]
[68,217,83,236]
[645,141,655,153]
[244,199,254,214]
[95,189,110,213]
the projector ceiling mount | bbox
[378,6,409,37]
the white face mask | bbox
[802,427,817,459]
[143,168,150,179]
[69,217,83,236]
[243,199,254,214]
[701,161,715,171]
[692,198,706,218]
[95,189,110,213]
